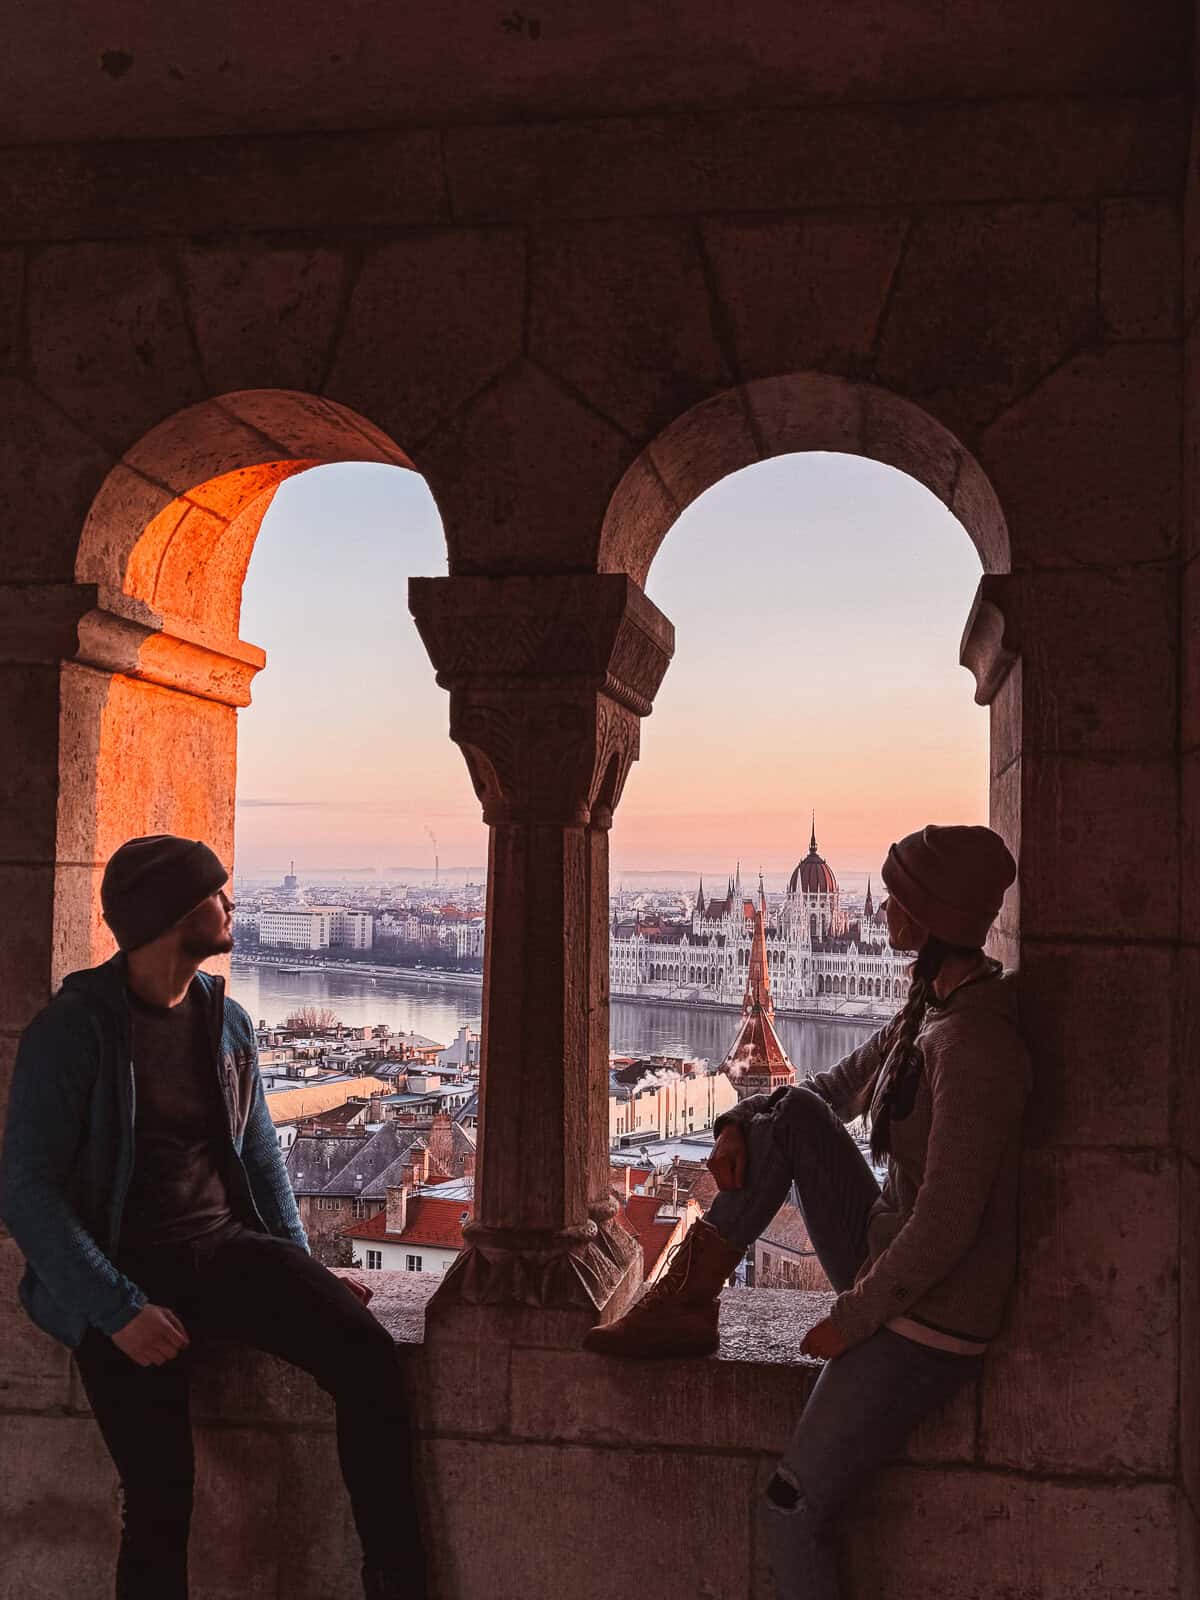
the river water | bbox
[230,961,876,1076]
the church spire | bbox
[719,869,796,1099]
[809,812,818,855]
[695,876,706,914]
[864,876,874,918]
[743,896,774,1021]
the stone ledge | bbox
[342,1271,837,1361]
[136,1276,975,1465]
[180,1275,834,1434]
[8,1274,974,1468]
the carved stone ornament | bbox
[410,574,675,825]
[449,689,640,825]
[410,574,673,703]
[0,581,265,708]
[433,1213,641,1312]
[959,573,1021,707]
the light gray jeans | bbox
[705,1086,982,1600]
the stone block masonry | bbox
[0,3,1193,1592]
[0,1279,996,1600]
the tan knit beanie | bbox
[880,824,1016,949]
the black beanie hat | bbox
[101,835,229,952]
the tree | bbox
[311,1234,357,1270]
[283,1006,341,1032]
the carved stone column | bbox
[409,574,674,1342]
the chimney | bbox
[385,1185,408,1235]
[429,1110,453,1173]
[624,1165,632,1201]
[401,1146,430,1191]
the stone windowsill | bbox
[349,1270,836,1364]
[163,1273,976,1466]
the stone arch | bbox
[597,372,1021,962]
[58,390,437,979]
[598,373,1010,586]
[76,390,421,652]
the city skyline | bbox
[234,453,988,877]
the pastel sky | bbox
[234,454,988,883]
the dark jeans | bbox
[74,1229,425,1600]
[705,1087,982,1600]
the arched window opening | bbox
[227,463,489,1265]
[62,395,489,1275]
[608,438,998,1296]
[63,392,446,979]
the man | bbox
[0,835,426,1600]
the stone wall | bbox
[2,1274,1182,1599]
[1178,21,1200,1588]
[0,1275,1026,1600]
[0,2,1193,1594]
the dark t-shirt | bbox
[119,985,242,1253]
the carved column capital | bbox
[410,574,675,826]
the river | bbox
[230,960,876,1076]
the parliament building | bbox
[610,824,913,1016]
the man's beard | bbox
[180,931,235,959]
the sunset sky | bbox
[234,454,988,885]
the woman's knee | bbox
[762,1463,838,1595]
[764,1465,831,1536]
[772,1084,839,1147]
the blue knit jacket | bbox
[0,954,307,1348]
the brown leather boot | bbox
[582,1219,745,1358]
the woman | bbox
[585,824,1031,1600]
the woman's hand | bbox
[800,1317,848,1361]
[706,1125,747,1190]
[343,1276,373,1307]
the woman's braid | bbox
[868,935,978,1164]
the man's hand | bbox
[707,1125,747,1191]
[110,1304,190,1367]
[343,1276,373,1307]
[800,1316,848,1361]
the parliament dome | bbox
[788,822,839,896]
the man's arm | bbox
[239,1061,308,1250]
[0,1007,146,1336]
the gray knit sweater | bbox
[728,968,1031,1346]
